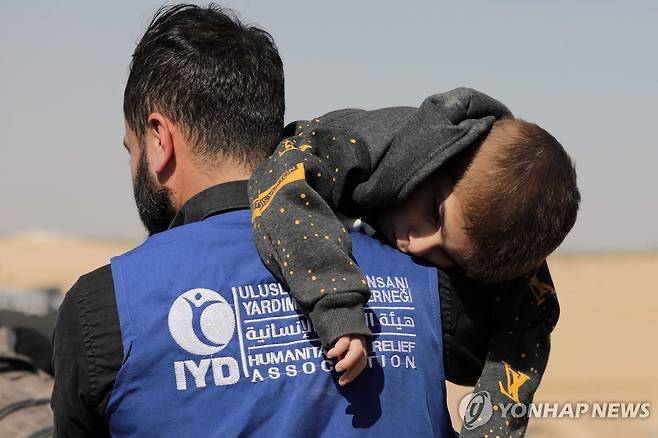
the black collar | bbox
[169,180,250,229]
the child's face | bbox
[377,170,472,269]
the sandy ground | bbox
[2,232,657,437]
[0,231,136,292]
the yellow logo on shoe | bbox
[252,163,305,221]
[498,361,530,403]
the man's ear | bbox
[145,112,175,175]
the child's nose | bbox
[396,232,410,253]
[406,230,441,256]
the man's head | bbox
[122,4,284,235]
[378,118,580,283]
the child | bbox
[248,88,579,437]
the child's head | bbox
[377,117,580,283]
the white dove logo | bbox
[168,288,235,355]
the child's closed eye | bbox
[431,197,443,228]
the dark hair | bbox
[456,118,581,283]
[124,4,285,168]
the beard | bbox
[133,147,177,236]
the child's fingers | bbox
[337,342,367,386]
[338,358,367,386]
[326,336,350,359]
[335,338,367,372]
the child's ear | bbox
[146,112,175,175]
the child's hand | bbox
[326,335,368,386]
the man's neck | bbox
[172,159,252,210]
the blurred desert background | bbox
[1,232,656,437]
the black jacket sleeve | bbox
[437,262,560,437]
[51,265,122,438]
[460,261,559,438]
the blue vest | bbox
[107,209,454,437]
